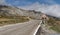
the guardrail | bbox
[34,20,42,35]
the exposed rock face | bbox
[0,5,44,19]
[0,5,24,17]
[21,10,43,19]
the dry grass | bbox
[47,17,60,33]
[0,16,29,26]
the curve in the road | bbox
[0,20,42,35]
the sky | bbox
[0,0,60,17]
[4,0,60,6]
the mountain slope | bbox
[0,5,30,26]
[0,5,43,20]
[0,5,24,17]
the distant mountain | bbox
[0,5,24,17]
[0,5,44,19]
[20,9,43,19]
[0,5,60,20]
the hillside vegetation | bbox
[0,5,30,26]
[47,17,60,33]
[0,16,29,26]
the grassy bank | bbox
[0,16,29,26]
[47,17,60,33]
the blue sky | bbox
[5,0,60,6]
[5,0,38,6]
[0,0,60,17]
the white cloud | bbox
[20,2,60,17]
[0,0,60,17]
[46,5,60,17]
[0,0,13,6]
[44,0,56,4]
[0,0,7,5]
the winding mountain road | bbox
[0,20,42,35]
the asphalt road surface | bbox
[0,20,42,35]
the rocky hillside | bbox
[0,5,43,19]
[0,5,24,17]
[20,9,43,19]
[0,5,30,26]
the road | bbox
[0,20,42,35]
